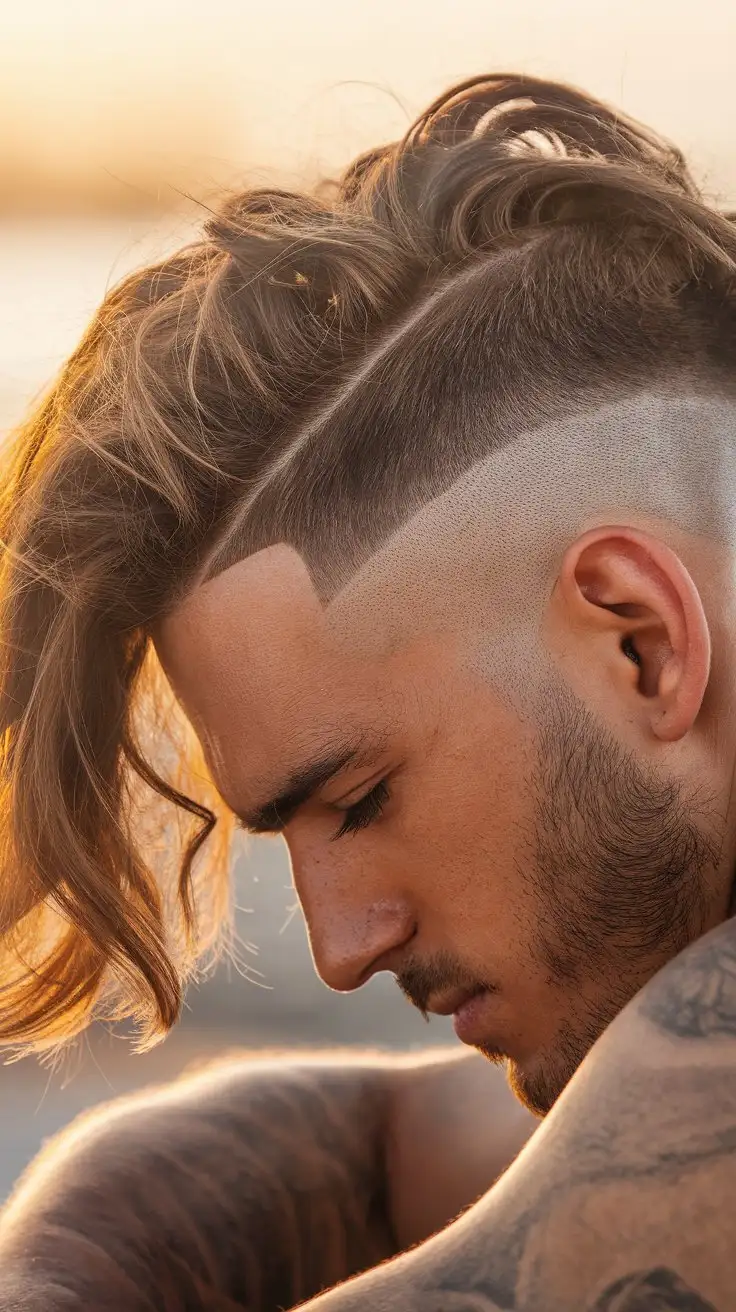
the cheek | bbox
[401,699,536,914]
[437,689,533,837]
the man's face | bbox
[157,512,730,1117]
[157,394,736,1114]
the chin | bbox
[505,1068,545,1117]
[505,1011,614,1116]
[505,1056,564,1118]
[473,1043,562,1118]
[472,1034,562,1117]
[504,1032,592,1117]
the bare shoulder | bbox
[0,1043,535,1310]
[387,1048,538,1246]
[0,1050,398,1311]
[304,918,736,1311]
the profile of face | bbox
[158,443,736,1117]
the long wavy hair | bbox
[1,73,736,1052]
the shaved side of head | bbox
[199,233,736,618]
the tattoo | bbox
[407,1267,717,1311]
[640,919,736,1039]
[590,1266,718,1310]
[0,1056,397,1311]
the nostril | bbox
[357,920,419,988]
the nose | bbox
[289,843,416,993]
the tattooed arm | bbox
[300,918,736,1312]
[0,1048,533,1311]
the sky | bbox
[2,0,736,206]
[2,0,735,433]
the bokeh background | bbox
[2,0,736,1201]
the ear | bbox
[555,526,711,743]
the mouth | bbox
[426,985,495,1045]
[451,989,494,1045]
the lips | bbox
[452,988,493,1045]
[425,985,484,1019]
[420,983,502,1050]
[424,984,496,1047]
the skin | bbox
[298,917,736,1310]
[265,923,734,1311]
[0,1049,535,1309]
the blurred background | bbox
[2,0,736,1201]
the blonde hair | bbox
[1,73,735,1052]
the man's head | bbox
[157,387,736,1113]
[2,74,736,1091]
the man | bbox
[0,73,734,1308]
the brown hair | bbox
[2,73,736,1053]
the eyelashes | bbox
[333,779,390,840]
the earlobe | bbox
[559,526,711,744]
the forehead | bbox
[158,547,328,767]
[156,544,430,804]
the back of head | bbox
[2,73,735,1053]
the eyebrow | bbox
[238,737,380,835]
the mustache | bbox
[395,950,496,1018]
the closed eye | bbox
[332,779,390,840]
